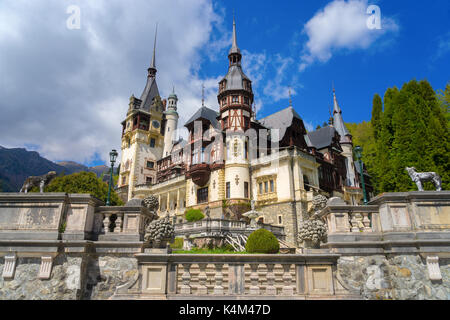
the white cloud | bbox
[431,31,450,61]
[299,0,399,71]
[263,55,296,102]
[0,0,225,164]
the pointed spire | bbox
[333,86,342,115]
[148,23,158,77]
[332,86,351,140]
[229,14,241,56]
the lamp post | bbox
[354,146,368,205]
[106,149,118,206]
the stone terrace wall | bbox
[83,254,138,300]
[337,255,450,300]
[0,254,84,300]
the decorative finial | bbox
[288,87,292,107]
[201,83,205,107]
[328,106,333,126]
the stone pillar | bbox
[228,263,245,295]
[167,193,170,213]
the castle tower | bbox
[332,88,358,188]
[163,88,179,157]
[118,26,165,201]
[219,17,253,202]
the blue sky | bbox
[0,0,449,167]
[204,0,450,125]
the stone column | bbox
[228,263,245,295]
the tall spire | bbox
[228,15,242,66]
[229,15,240,55]
[332,86,342,115]
[332,87,351,142]
[148,23,158,77]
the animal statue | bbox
[19,171,57,193]
[405,167,442,192]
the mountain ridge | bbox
[0,146,109,192]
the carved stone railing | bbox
[319,205,380,234]
[111,253,361,299]
[174,219,285,239]
[94,206,155,241]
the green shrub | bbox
[245,229,280,254]
[170,237,184,249]
[184,209,204,222]
[221,243,235,252]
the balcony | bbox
[186,163,211,187]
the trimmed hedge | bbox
[184,209,204,222]
[245,229,280,254]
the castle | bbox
[116,19,373,245]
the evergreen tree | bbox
[375,87,399,193]
[347,80,449,193]
[437,82,450,127]
[371,94,383,141]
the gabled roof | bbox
[307,126,337,150]
[258,106,302,140]
[185,106,220,129]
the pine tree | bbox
[371,94,382,141]
[375,87,399,192]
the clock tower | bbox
[118,27,165,201]
[219,17,253,203]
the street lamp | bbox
[106,149,118,206]
[354,146,368,205]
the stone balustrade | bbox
[94,206,155,241]
[319,205,379,234]
[174,219,285,240]
[111,252,359,299]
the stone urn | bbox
[143,215,175,249]
[298,219,327,249]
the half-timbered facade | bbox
[117,18,368,246]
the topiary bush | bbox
[245,229,280,254]
[184,209,204,222]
